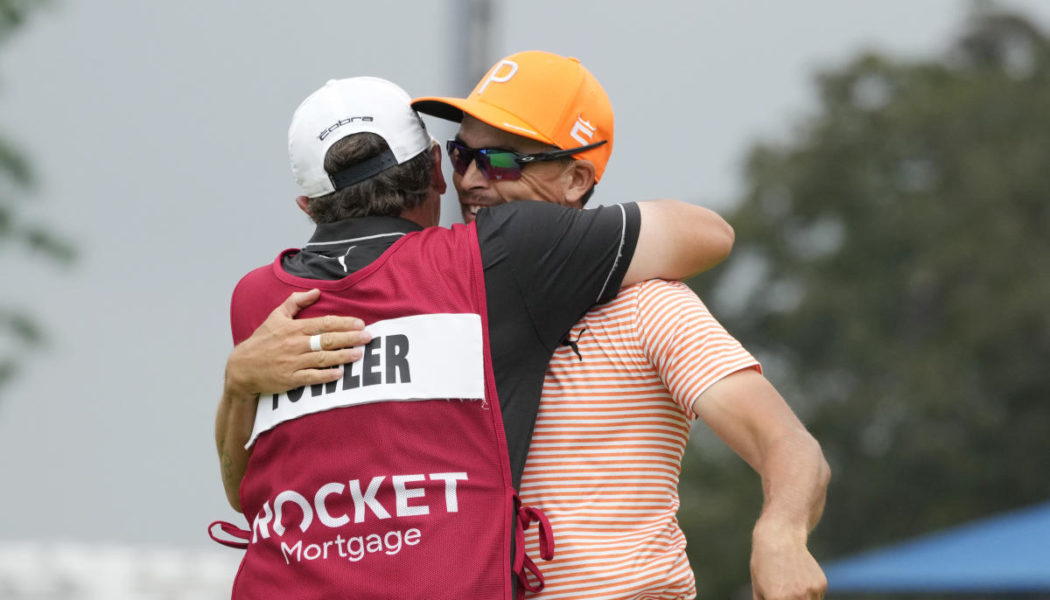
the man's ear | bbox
[296,196,312,216]
[431,144,447,195]
[563,159,597,207]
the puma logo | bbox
[561,328,587,362]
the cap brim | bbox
[411,97,466,123]
[411,96,557,147]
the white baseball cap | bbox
[288,77,433,198]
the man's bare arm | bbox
[215,382,259,513]
[214,289,372,511]
[692,369,830,600]
[623,199,735,286]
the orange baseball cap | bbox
[412,50,614,182]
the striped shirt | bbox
[518,280,760,599]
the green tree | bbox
[682,5,1050,597]
[1,0,72,387]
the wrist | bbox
[223,357,258,400]
[753,513,809,547]
[225,338,269,399]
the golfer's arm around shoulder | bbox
[623,199,735,287]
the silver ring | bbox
[309,334,324,352]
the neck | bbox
[397,192,440,228]
[397,205,431,228]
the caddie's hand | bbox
[224,289,372,397]
[750,519,827,600]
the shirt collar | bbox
[303,216,423,255]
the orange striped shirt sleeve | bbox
[634,280,761,418]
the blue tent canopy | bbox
[824,501,1050,594]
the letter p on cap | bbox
[476,60,518,95]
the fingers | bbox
[290,367,345,390]
[275,289,322,318]
[270,291,368,336]
[752,576,827,600]
[303,347,364,370]
[306,330,373,353]
[279,349,363,391]
[297,314,368,336]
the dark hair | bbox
[306,133,432,224]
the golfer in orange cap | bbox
[413,50,830,600]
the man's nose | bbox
[459,157,489,188]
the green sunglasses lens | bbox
[486,152,518,168]
[481,151,523,180]
[446,140,526,181]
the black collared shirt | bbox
[281,200,640,488]
[283,215,423,280]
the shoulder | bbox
[228,261,284,344]
[582,279,699,317]
[232,262,278,301]
[230,253,294,314]
[476,200,572,234]
[479,200,631,232]
[629,279,716,328]
[635,279,707,306]
[406,223,470,250]
[601,279,704,306]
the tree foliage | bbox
[0,0,72,388]
[683,6,1050,597]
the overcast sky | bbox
[2,0,1048,551]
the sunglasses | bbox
[446,138,607,181]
